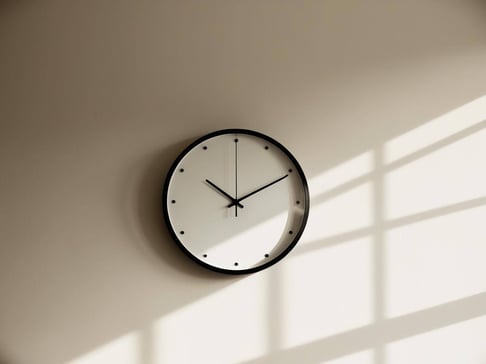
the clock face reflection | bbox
[163,129,310,274]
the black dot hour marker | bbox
[180,168,184,173]
[234,262,239,266]
[234,138,239,143]
[171,200,176,204]
[289,230,293,235]
[265,254,269,258]
[288,168,293,173]
[180,231,185,235]
[203,254,207,258]
[203,146,207,150]
[265,146,269,150]
[296,200,300,204]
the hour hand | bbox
[205,179,244,208]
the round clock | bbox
[163,129,310,274]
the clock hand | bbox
[205,179,244,208]
[234,137,238,217]
[226,174,289,208]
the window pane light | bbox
[386,204,486,318]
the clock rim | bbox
[162,128,310,275]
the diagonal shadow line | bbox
[372,145,385,364]
[385,119,486,172]
[297,226,374,254]
[310,173,372,207]
[309,120,485,209]
[237,291,486,364]
[139,325,154,364]
[386,195,486,229]
[298,195,486,255]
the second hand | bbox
[234,137,238,217]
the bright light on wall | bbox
[309,152,373,196]
[152,275,269,364]
[385,95,486,164]
[386,204,486,318]
[385,125,486,219]
[281,237,373,348]
[386,315,486,364]
[302,182,373,245]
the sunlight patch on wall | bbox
[386,315,486,364]
[302,182,372,245]
[151,275,268,364]
[67,332,139,364]
[308,151,373,197]
[281,237,373,348]
[320,350,374,364]
[385,95,486,164]
[385,126,486,220]
[385,204,486,318]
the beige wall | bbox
[1,1,486,363]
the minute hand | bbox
[227,174,289,208]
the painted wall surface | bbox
[1,1,486,363]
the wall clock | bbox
[163,129,310,274]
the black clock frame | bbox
[162,128,310,275]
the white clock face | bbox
[163,129,309,274]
